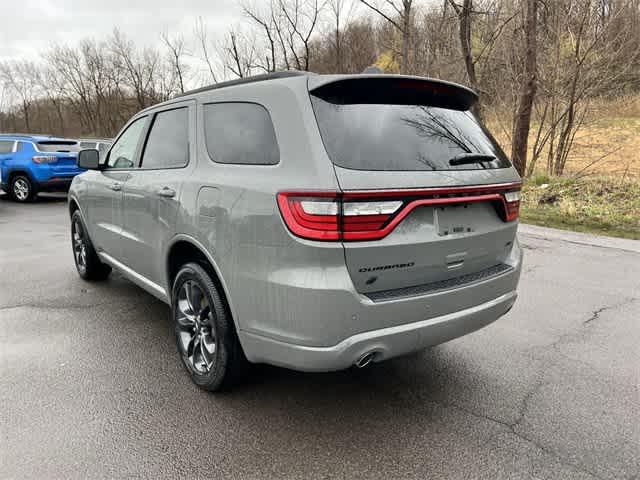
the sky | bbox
[0,0,243,62]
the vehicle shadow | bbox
[76,273,493,474]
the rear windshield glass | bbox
[310,96,511,171]
[37,141,80,153]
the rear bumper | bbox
[240,290,517,371]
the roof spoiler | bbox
[308,75,478,111]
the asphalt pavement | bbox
[1,193,639,479]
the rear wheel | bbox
[10,175,36,202]
[71,210,111,281]
[172,262,248,391]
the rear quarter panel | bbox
[173,78,348,342]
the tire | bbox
[9,175,36,202]
[70,210,112,281]
[172,262,248,391]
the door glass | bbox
[140,107,189,169]
[0,141,14,153]
[106,117,147,169]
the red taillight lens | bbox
[32,155,57,164]
[277,193,403,241]
[503,190,521,222]
[277,183,521,242]
[277,193,341,241]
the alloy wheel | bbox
[176,280,217,374]
[13,178,30,201]
[72,219,88,272]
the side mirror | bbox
[78,149,101,170]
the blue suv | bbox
[0,134,84,202]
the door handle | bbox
[110,182,122,191]
[156,186,176,198]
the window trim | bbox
[138,105,191,171]
[202,101,280,166]
[102,115,150,171]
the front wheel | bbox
[10,175,36,202]
[71,210,111,281]
[172,262,248,391]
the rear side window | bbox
[203,103,279,165]
[37,141,80,153]
[141,107,189,169]
[310,80,510,171]
[0,141,14,153]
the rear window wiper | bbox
[449,153,496,166]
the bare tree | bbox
[243,1,278,73]
[359,0,413,73]
[0,61,40,131]
[195,17,220,83]
[161,31,189,94]
[510,0,538,176]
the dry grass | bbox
[485,98,640,238]
[488,95,640,178]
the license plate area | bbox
[435,204,477,237]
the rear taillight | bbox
[32,156,58,164]
[277,182,521,242]
[503,190,521,222]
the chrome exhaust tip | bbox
[355,351,376,369]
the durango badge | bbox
[359,262,416,273]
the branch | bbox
[359,0,403,31]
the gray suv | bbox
[70,72,523,391]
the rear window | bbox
[310,82,511,171]
[37,141,80,153]
[0,140,14,153]
[203,102,279,165]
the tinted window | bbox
[0,141,14,154]
[140,108,189,169]
[107,117,146,169]
[204,103,279,165]
[310,96,511,171]
[37,141,80,152]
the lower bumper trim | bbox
[239,290,517,372]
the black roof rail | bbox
[175,71,311,98]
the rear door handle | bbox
[156,186,176,198]
[110,182,122,191]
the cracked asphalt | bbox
[1,194,639,480]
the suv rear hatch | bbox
[280,76,521,298]
[36,141,80,176]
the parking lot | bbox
[1,193,638,479]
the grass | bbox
[484,96,640,239]
[520,175,640,240]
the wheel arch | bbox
[7,169,34,184]
[165,235,240,333]
[68,196,80,217]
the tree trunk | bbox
[511,0,538,177]
[457,0,482,118]
[401,0,412,74]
